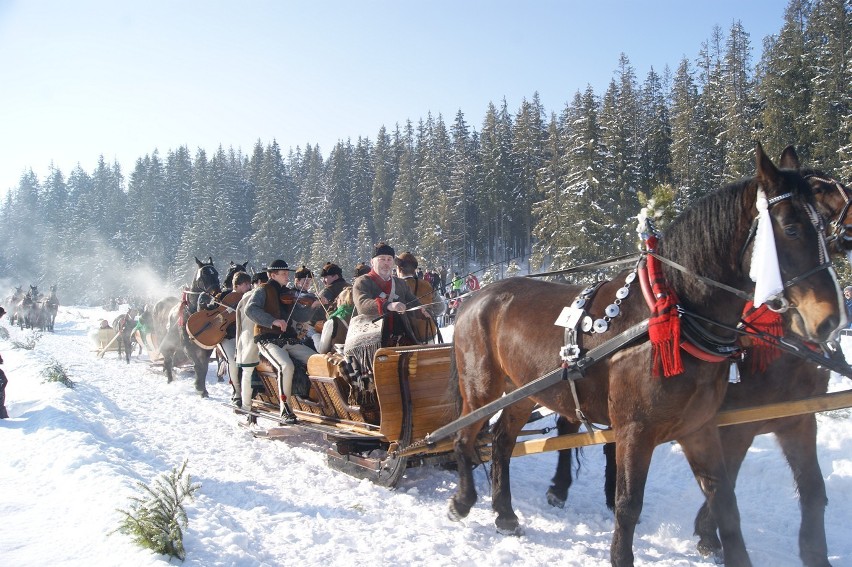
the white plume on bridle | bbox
[749,188,784,307]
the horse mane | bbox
[659,170,817,306]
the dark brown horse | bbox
[691,152,852,566]
[547,148,851,567]
[446,144,844,567]
[154,257,221,397]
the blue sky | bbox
[0,0,787,195]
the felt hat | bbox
[373,242,395,258]
[265,259,289,272]
[320,262,343,277]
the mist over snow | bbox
[0,305,851,566]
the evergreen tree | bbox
[511,93,547,258]
[755,0,814,158]
[806,0,851,171]
[371,126,396,241]
[387,121,419,252]
[670,57,701,206]
[721,21,758,180]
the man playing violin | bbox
[244,259,315,424]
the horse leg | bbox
[679,425,752,567]
[193,348,210,397]
[448,337,507,524]
[449,412,491,522]
[490,398,536,534]
[776,416,830,567]
[603,441,616,511]
[694,424,755,561]
[611,431,654,567]
[547,415,581,508]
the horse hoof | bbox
[495,518,523,536]
[199,390,209,398]
[546,489,566,509]
[447,499,469,522]
[697,540,723,562]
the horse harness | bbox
[555,190,839,432]
[807,173,852,251]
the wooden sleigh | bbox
[245,343,458,486]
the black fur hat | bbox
[373,242,395,258]
[354,262,370,277]
[320,262,343,277]
[294,265,313,279]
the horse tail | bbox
[445,344,463,420]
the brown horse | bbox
[547,148,851,567]
[446,144,844,567]
[691,152,852,566]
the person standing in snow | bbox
[0,306,8,418]
[234,270,268,412]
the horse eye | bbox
[783,225,800,239]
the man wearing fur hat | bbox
[395,251,441,343]
[317,262,349,310]
[351,243,422,346]
[244,259,314,424]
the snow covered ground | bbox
[1,305,852,566]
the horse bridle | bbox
[194,265,221,294]
[806,173,852,252]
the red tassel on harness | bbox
[740,301,783,373]
[178,290,189,327]
[646,236,683,377]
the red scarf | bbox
[646,236,683,377]
[740,301,783,373]
[367,270,393,314]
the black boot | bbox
[281,401,297,425]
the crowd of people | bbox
[125,243,469,424]
[4,245,482,422]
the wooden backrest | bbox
[373,344,455,442]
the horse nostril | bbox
[816,314,841,341]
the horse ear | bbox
[195,256,203,267]
[755,141,781,191]
[778,145,800,170]
[207,256,213,265]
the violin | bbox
[280,289,319,323]
[279,289,318,307]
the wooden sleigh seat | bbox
[250,343,456,444]
[252,355,377,427]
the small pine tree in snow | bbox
[40,359,74,388]
[115,460,201,561]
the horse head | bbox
[749,142,843,341]
[223,261,249,290]
[777,146,852,255]
[193,256,221,295]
